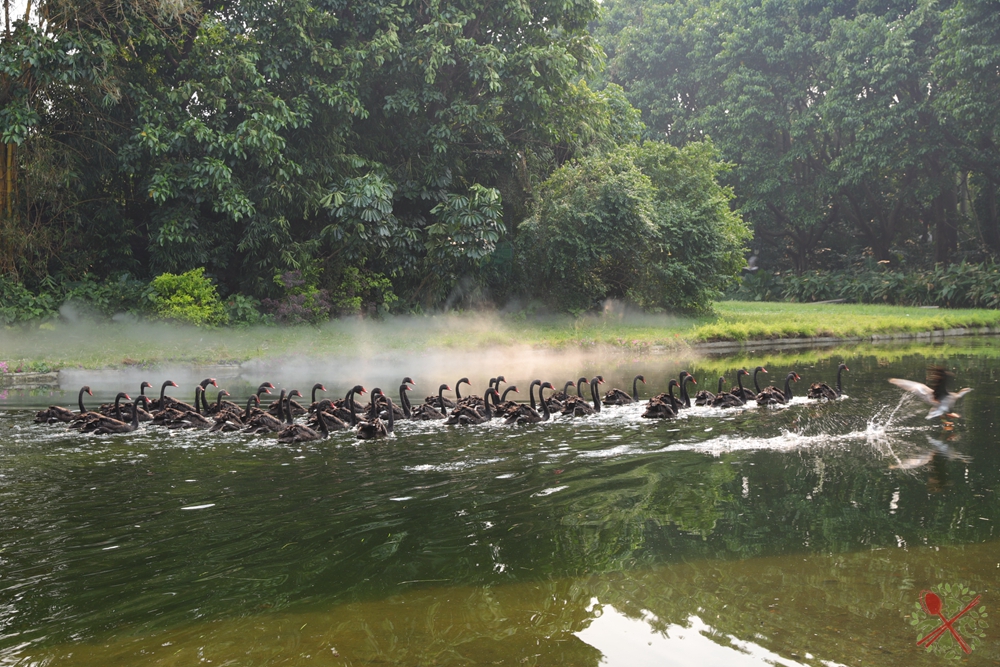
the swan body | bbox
[756,372,800,406]
[809,364,849,400]
[412,384,450,420]
[711,370,747,408]
[356,389,395,439]
[35,386,94,423]
[695,377,726,406]
[603,375,646,405]
[278,390,331,442]
[93,397,149,435]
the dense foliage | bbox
[518,141,748,312]
[595,0,1000,276]
[1,0,722,319]
[731,261,1000,309]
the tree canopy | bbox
[595,0,1000,274]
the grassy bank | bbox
[1,301,999,371]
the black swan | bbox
[244,389,287,433]
[357,389,395,439]
[278,391,331,443]
[455,377,489,410]
[365,387,406,420]
[711,370,747,408]
[647,379,683,412]
[756,372,800,406]
[98,380,149,414]
[147,380,180,410]
[678,371,697,408]
[695,377,726,406]
[642,384,677,418]
[603,375,646,405]
[154,379,216,417]
[733,366,767,401]
[211,395,260,432]
[35,386,93,423]
[506,382,554,425]
[411,384,450,420]
[325,385,367,424]
[493,386,521,418]
[562,377,603,415]
[305,398,351,431]
[447,388,501,425]
[166,387,214,429]
[809,363,849,400]
[505,380,552,424]
[546,380,576,410]
[398,382,412,419]
[889,365,973,420]
[567,377,602,416]
[93,396,150,435]
[206,390,239,416]
[73,392,131,431]
[398,377,415,418]
[424,381,457,409]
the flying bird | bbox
[889,365,972,420]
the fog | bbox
[1,304,700,405]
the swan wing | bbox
[888,378,937,405]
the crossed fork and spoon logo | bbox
[917,589,981,653]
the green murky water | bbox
[2,341,1000,665]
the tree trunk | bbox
[933,190,958,264]
[0,142,14,216]
[979,178,1000,254]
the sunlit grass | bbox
[1,301,999,370]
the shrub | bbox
[516,141,750,313]
[61,272,148,317]
[261,269,333,325]
[224,293,272,326]
[328,267,398,316]
[145,268,228,326]
[0,275,58,324]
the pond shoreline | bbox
[3,324,996,390]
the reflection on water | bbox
[576,606,828,667]
[0,343,999,665]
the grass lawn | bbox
[1,301,999,370]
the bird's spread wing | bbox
[888,378,937,405]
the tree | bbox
[0,0,604,309]
[517,140,749,312]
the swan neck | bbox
[399,386,411,418]
[385,397,394,432]
[78,387,87,414]
[592,379,601,412]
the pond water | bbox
[1,340,999,665]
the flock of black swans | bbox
[30,360,973,442]
[31,364,866,443]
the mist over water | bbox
[1,305,700,403]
